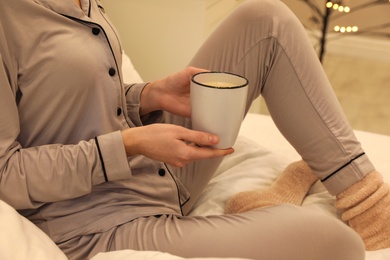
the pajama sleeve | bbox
[125,83,164,126]
[0,54,131,210]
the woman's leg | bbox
[105,205,364,260]
[165,0,373,212]
[186,0,389,250]
[166,0,372,214]
[188,0,374,195]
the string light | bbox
[326,1,350,13]
[314,1,389,62]
[334,25,359,33]
[327,1,356,33]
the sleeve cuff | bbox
[125,83,164,126]
[94,131,131,184]
[125,83,148,127]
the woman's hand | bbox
[140,67,207,117]
[121,124,234,167]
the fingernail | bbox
[209,135,218,144]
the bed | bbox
[1,54,389,260]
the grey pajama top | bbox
[0,0,187,243]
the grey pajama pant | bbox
[61,0,372,259]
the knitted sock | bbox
[225,160,318,214]
[336,171,390,251]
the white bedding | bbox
[1,55,389,260]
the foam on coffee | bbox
[204,82,237,88]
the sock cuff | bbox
[336,171,383,209]
[340,183,389,221]
[278,160,318,186]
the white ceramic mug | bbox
[190,71,248,149]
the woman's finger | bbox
[183,130,220,147]
[190,146,234,160]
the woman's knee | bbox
[233,0,302,30]
[298,209,365,260]
[247,205,365,260]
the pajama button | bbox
[158,169,166,177]
[92,28,100,35]
[108,68,116,76]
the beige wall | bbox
[101,0,242,82]
[323,54,390,135]
[101,0,206,81]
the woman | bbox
[0,0,388,259]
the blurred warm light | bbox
[334,25,359,33]
[326,1,350,13]
[327,1,357,34]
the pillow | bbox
[0,200,67,260]
[122,51,143,83]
